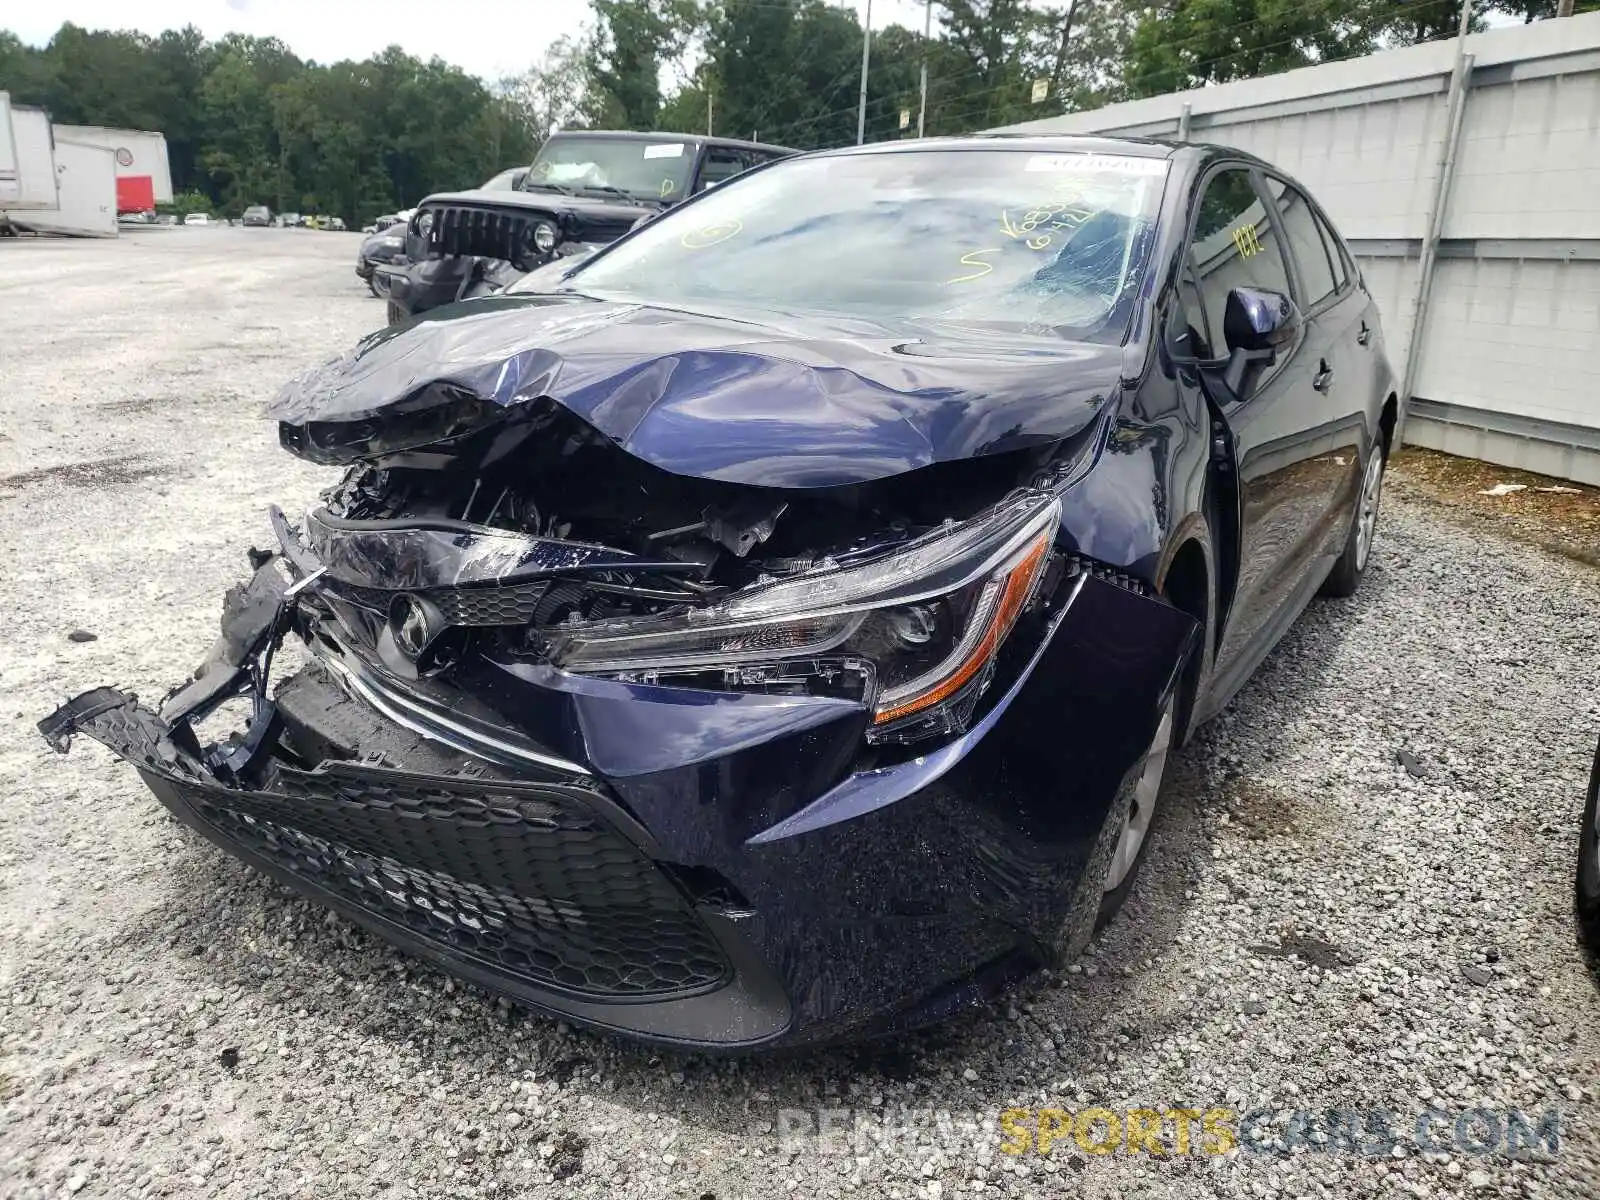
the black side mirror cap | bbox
[1220,287,1300,398]
[1224,286,1299,355]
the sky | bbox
[13,0,936,84]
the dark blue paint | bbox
[42,134,1400,1049]
[266,298,1124,488]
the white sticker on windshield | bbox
[1024,153,1167,175]
[643,143,685,159]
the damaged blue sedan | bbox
[40,135,1397,1048]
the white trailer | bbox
[0,94,60,212]
[12,140,118,237]
[1,94,123,238]
[53,123,172,212]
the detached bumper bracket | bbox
[39,686,141,755]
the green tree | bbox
[588,0,700,129]
[0,31,59,102]
[497,36,601,147]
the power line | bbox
[714,0,1472,149]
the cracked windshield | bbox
[566,149,1169,339]
[524,135,695,202]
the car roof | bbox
[546,128,798,156]
[812,132,1181,161]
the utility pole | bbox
[856,0,873,145]
[707,85,714,137]
[916,0,932,138]
[1558,0,1575,16]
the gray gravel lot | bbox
[1,228,1598,1200]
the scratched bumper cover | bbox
[40,547,1195,1048]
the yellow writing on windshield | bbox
[1232,223,1263,257]
[660,178,676,199]
[946,248,1000,285]
[681,218,742,249]
[1000,202,1095,253]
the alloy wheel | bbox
[1102,695,1175,894]
[1354,451,1384,572]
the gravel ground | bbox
[1,229,1598,1200]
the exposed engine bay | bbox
[281,392,1083,743]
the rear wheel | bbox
[1578,741,1600,959]
[1322,440,1386,598]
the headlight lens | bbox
[547,492,1059,740]
[532,220,559,254]
[414,211,433,240]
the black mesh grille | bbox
[166,765,729,998]
[432,583,550,626]
[55,689,731,1001]
[333,581,550,627]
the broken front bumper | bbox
[40,670,795,1047]
[40,523,1197,1048]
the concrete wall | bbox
[992,14,1600,485]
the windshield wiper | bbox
[523,181,577,196]
[580,183,645,203]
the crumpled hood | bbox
[267,294,1126,488]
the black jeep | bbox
[382,129,797,323]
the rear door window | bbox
[698,149,749,191]
[1314,208,1351,293]
[1266,177,1339,309]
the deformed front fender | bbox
[631,574,1198,955]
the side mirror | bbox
[1221,286,1299,397]
[1223,286,1298,355]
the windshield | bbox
[559,148,1168,339]
[524,136,694,203]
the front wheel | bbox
[1322,441,1386,598]
[1097,683,1178,927]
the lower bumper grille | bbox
[46,686,730,1001]
[180,778,729,997]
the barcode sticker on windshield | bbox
[1025,154,1167,175]
[643,143,685,159]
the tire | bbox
[1096,670,1182,928]
[367,274,385,298]
[1578,739,1600,960]
[1322,439,1386,598]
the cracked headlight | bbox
[548,493,1059,742]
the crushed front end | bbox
[41,329,1197,1048]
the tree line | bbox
[0,0,1587,224]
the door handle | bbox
[1356,321,1371,346]
[1313,360,1334,393]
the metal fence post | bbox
[1398,2,1477,445]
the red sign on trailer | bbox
[116,175,155,213]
